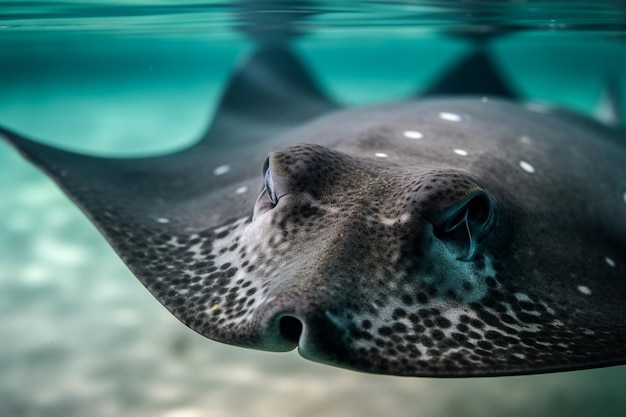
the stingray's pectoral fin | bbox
[0,124,266,347]
[1,121,257,293]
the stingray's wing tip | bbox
[0,125,52,168]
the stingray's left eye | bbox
[264,161,278,205]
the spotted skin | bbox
[1,49,626,377]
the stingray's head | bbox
[199,143,530,375]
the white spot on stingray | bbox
[404,130,423,139]
[519,160,535,173]
[453,149,468,156]
[235,186,248,194]
[157,217,170,224]
[520,136,532,145]
[379,212,411,226]
[514,292,532,302]
[213,164,230,176]
[374,152,388,158]
[605,257,616,267]
[439,112,461,122]
[577,285,592,295]
[481,96,488,103]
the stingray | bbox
[1,43,625,377]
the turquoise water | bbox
[1,2,626,417]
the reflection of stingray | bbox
[1,43,625,377]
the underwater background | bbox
[1,1,625,416]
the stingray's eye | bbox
[264,160,278,205]
[432,192,495,261]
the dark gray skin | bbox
[1,45,625,377]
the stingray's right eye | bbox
[264,160,278,205]
[432,192,495,261]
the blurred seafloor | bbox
[1,1,626,417]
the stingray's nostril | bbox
[279,315,304,345]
